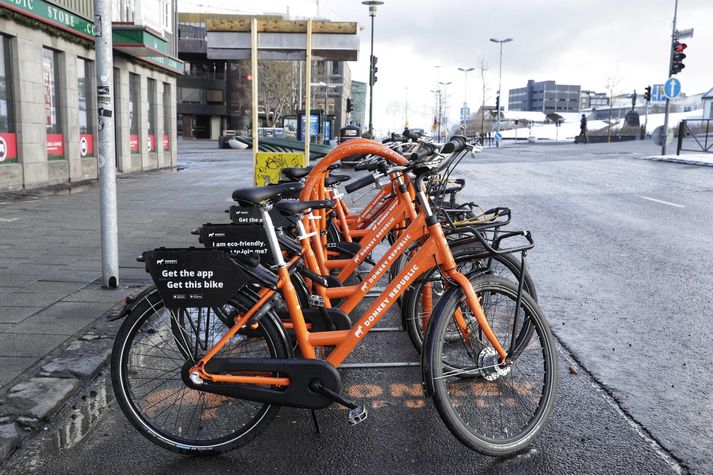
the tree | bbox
[259,61,298,127]
[604,72,621,143]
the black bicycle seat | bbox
[282,167,313,181]
[232,182,305,206]
[274,199,334,216]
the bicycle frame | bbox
[188,139,509,388]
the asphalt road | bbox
[4,139,706,473]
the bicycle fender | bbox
[108,285,160,321]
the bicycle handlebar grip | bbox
[441,136,467,155]
[344,173,377,193]
[367,158,385,172]
[353,159,372,171]
[409,143,435,161]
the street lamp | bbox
[362,1,384,138]
[438,81,452,141]
[489,37,513,148]
[457,66,474,135]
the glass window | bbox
[129,73,140,153]
[77,58,93,134]
[147,78,156,152]
[0,35,16,164]
[43,48,63,160]
[163,82,171,151]
[0,36,13,134]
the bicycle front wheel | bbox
[111,290,289,455]
[423,275,557,456]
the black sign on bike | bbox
[199,223,274,266]
[143,248,248,308]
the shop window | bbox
[77,57,94,158]
[0,35,16,164]
[147,78,157,152]
[43,48,64,160]
[129,73,140,154]
[163,83,171,151]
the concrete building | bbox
[0,0,183,192]
[580,90,609,111]
[509,80,581,113]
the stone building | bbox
[0,0,183,191]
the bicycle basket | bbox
[143,248,249,308]
[199,223,274,266]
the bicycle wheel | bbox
[423,275,557,456]
[403,245,537,353]
[111,290,289,455]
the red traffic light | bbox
[674,41,687,52]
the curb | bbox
[0,286,147,464]
[635,155,713,167]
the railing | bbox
[50,0,93,19]
[113,0,167,36]
[676,119,713,155]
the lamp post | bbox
[489,37,513,148]
[457,67,474,135]
[362,1,384,138]
[438,81,452,141]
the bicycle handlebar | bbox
[344,173,377,193]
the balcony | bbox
[113,0,170,37]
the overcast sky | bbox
[181,0,713,134]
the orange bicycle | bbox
[111,137,557,457]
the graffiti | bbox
[254,152,305,186]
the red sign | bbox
[147,134,156,152]
[162,134,169,151]
[79,134,94,157]
[46,133,64,159]
[0,133,17,163]
[130,134,139,152]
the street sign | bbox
[651,84,665,102]
[675,28,694,39]
[494,132,502,142]
[460,107,470,122]
[664,78,681,99]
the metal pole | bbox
[496,41,503,148]
[251,18,259,172]
[94,0,118,288]
[304,19,312,164]
[368,13,375,137]
[662,0,678,155]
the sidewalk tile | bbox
[0,334,68,358]
[0,307,44,324]
[0,357,36,387]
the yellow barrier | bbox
[253,152,307,186]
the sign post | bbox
[93,0,119,288]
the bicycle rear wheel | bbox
[111,290,289,455]
[423,275,557,456]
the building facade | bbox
[509,80,581,113]
[0,0,183,192]
[580,90,609,111]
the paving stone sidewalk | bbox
[0,141,254,460]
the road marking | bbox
[640,196,685,208]
[0,217,19,222]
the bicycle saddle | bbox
[282,167,313,181]
[324,174,352,186]
[232,182,305,205]
[274,199,334,216]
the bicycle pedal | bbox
[309,295,325,308]
[347,405,368,426]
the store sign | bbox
[142,56,185,76]
[130,134,139,153]
[147,134,156,152]
[46,133,64,159]
[0,0,95,40]
[79,134,93,157]
[162,134,169,151]
[0,133,17,162]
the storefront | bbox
[0,0,183,191]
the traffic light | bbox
[644,85,652,101]
[670,40,687,75]
[346,98,353,113]
[369,56,378,86]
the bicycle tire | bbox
[111,289,289,455]
[402,245,537,353]
[422,275,558,456]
